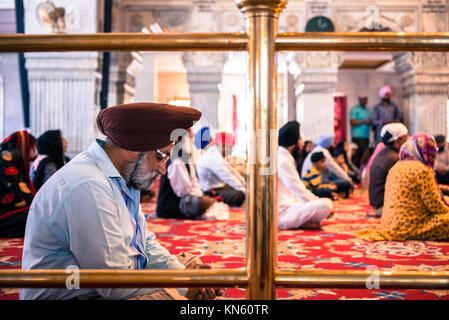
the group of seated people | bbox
[155,119,357,230]
[0,129,68,237]
[1,101,449,300]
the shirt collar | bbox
[88,140,123,179]
[279,146,291,157]
[88,140,140,202]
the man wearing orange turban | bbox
[21,102,224,300]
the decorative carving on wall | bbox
[129,13,144,32]
[400,14,414,28]
[411,52,448,67]
[65,5,81,31]
[334,6,418,32]
[156,9,188,31]
[220,11,244,32]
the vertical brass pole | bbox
[236,0,287,300]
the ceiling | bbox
[339,51,394,71]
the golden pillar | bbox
[236,0,287,300]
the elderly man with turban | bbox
[277,121,333,230]
[369,122,409,217]
[21,102,224,300]
[372,85,404,141]
[301,134,353,198]
[196,132,246,207]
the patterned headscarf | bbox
[399,133,447,206]
[399,133,438,168]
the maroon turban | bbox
[96,102,202,152]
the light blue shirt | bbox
[20,140,186,300]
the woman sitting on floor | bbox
[0,131,37,237]
[357,133,449,241]
[30,130,69,191]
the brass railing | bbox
[2,32,449,52]
[1,269,449,290]
[1,0,449,299]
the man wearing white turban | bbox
[372,85,404,141]
[369,122,409,217]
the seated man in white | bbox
[156,129,229,220]
[196,132,246,207]
[278,121,334,230]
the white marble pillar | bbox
[24,0,100,157]
[108,52,143,107]
[183,0,224,133]
[134,52,155,103]
[394,52,449,137]
[290,51,340,142]
[25,52,101,157]
[183,62,223,131]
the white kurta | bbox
[196,145,246,193]
[167,158,203,198]
[278,146,333,229]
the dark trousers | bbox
[330,177,352,198]
[437,172,449,185]
[352,137,369,168]
[0,211,28,238]
[313,188,334,200]
[211,185,245,207]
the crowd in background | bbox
[1,83,449,242]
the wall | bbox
[335,69,404,143]
[0,8,25,139]
[156,72,189,104]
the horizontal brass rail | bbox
[1,32,449,52]
[275,270,449,289]
[2,269,449,290]
[276,32,449,51]
[0,32,248,52]
[0,269,248,288]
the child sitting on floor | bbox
[302,152,338,200]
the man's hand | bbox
[185,264,225,300]
[329,183,338,191]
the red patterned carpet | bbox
[1,189,449,300]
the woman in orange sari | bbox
[0,131,37,237]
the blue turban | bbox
[316,134,335,148]
[194,127,211,150]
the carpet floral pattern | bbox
[1,190,449,300]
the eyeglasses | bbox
[156,149,169,162]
